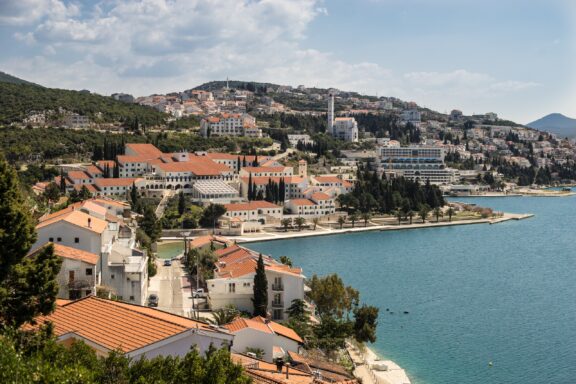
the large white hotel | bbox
[378,146,458,185]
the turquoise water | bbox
[248,194,576,384]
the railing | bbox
[271,284,284,291]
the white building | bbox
[207,245,305,321]
[379,146,458,185]
[287,134,315,147]
[401,109,421,123]
[225,316,303,362]
[285,192,336,218]
[223,201,283,223]
[200,113,261,138]
[331,117,359,142]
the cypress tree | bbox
[242,156,247,168]
[59,170,66,193]
[252,254,268,317]
[0,155,61,327]
[130,182,139,208]
[178,191,186,215]
[247,173,253,201]
[236,156,241,173]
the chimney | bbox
[87,217,92,228]
[285,363,289,379]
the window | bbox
[57,237,62,242]
[74,237,80,243]
[85,268,93,276]
[111,274,115,279]
[49,237,54,242]
[272,309,283,321]
[228,283,236,293]
[68,270,75,282]
[85,290,91,297]
[129,296,135,301]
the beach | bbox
[346,341,411,384]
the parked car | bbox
[163,259,172,267]
[148,293,159,307]
[193,289,206,298]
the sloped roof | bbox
[224,201,281,212]
[36,210,107,234]
[27,296,223,353]
[251,316,303,343]
[68,170,92,180]
[52,243,99,264]
[224,317,274,335]
[154,159,231,176]
[125,143,163,158]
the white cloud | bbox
[0,0,541,120]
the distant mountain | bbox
[526,113,576,138]
[0,71,38,86]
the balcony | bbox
[271,300,284,308]
[271,283,284,291]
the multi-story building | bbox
[200,113,261,138]
[331,117,359,142]
[223,201,283,223]
[207,245,305,322]
[285,192,336,218]
[378,146,458,185]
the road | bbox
[149,259,187,316]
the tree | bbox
[294,217,305,231]
[0,156,62,328]
[447,207,455,222]
[353,305,379,343]
[130,182,139,209]
[312,217,320,230]
[307,274,359,319]
[79,185,92,201]
[433,207,443,223]
[209,306,240,326]
[178,191,186,215]
[139,206,161,243]
[408,210,414,224]
[59,170,66,193]
[395,209,403,225]
[200,204,227,230]
[349,213,359,228]
[279,255,292,267]
[337,216,346,229]
[419,204,430,223]
[361,212,371,227]
[252,254,268,317]
[281,218,291,232]
[285,298,308,319]
[43,182,61,202]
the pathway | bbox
[155,190,175,218]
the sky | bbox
[0,0,574,123]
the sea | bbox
[248,193,576,384]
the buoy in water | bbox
[488,361,493,367]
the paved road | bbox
[149,259,185,316]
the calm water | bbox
[249,194,576,384]
[156,241,184,259]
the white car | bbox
[192,288,206,298]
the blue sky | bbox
[0,0,574,123]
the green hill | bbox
[0,81,167,126]
[0,71,37,86]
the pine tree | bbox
[0,156,61,327]
[59,170,66,193]
[252,254,268,317]
[247,173,253,201]
[130,182,139,209]
[178,191,186,215]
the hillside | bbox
[0,71,37,86]
[526,113,576,138]
[0,81,167,126]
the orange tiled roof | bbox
[117,155,152,163]
[214,245,302,278]
[28,297,221,353]
[251,316,303,343]
[94,178,140,187]
[224,201,281,212]
[242,166,288,173]
[314,176,353,187]
[96,160,117,168]
[125,143,163,158]
[189,235,233,249]
[72,184,98,193]
[310,192,331,200]
[155,159,231,176]
[85,165,103,175]
[27,242,99,265]
[36,210,108,234]
[224,317,274,335]
[68,170,92,180]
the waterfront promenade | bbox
[231,212,533,244]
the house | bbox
[310,176,353,196]
[223,201,284,224]
[288,351,358,383]
[207,245,305,321]
[200,113,261,138]
[225,317,303,362]
[239,166,293,178]
[27,296,233,359]
[28,243,100,300]
[285,192,335,218]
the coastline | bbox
[228,212,534,244]
[346,341,411,384]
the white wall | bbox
[229,328,275,361]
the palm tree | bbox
[294,217,306,231]
[447,207,455,222]
[349,212,359,228]
[281,218,292,232]
[419,205,430,223]
[337,215,346,229]
[312,217,320,230]
[361,212,371,227]
[408,210,414,224]
[395,209,403,225]
[433,207,443,222]
[208,306,239,325]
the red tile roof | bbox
[68,170,92,180]
[224,201,281,212]
[310,192,332,200]
[242,166,288,173]
[241,176,304,186]
[288,199,315,206]
[154,159,231,176]
[52,243,99,264]
[36,209,108,234]
[125,143,163,158]
[251,316,303,343]
[26,297,220,353]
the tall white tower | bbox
[327,90,335,135]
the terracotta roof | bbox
[85,165,103,175]
[96,160,116,168]
[56,299,72,307]
[27,297,221,353]
[224,201,281,212]
[224,317,274,335]
[154,159,231,176]
[94,178,140,188]
[214,245,302,279]
[242,166,288,173]
[189,235,233,249]
[72,184,98,193]
[241,176,304,186]
[125,143,163,158]
[51,243,99,264]
[68,170,92,180]
[36,210,108,234]
[251,317,303,343]
[287,351,356,382]
[310,192,331,201]
[91,197,130,208]
[117,155,152,163]
[288,199,315,206]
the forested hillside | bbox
[0,81,167,126]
